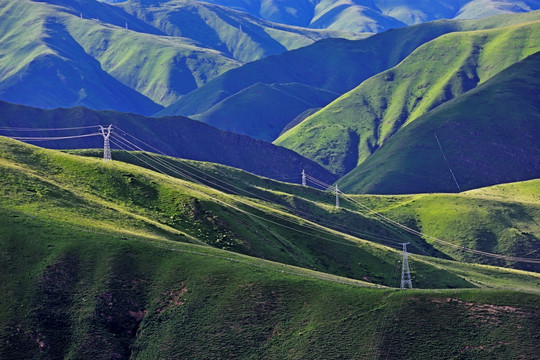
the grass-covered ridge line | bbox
[3,137,540,289]
[0,139,539,359]
[337,50,540,194]
[275,20,540,175]
[160,10,540,140]
[68,146,540,275]
[0,137,455,289]
[116,0,364,63]
[0,99,338,185]
[0,0,362,113]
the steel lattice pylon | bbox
[99,125,112,162]
[400,242,413,289]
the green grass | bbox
[337,50,540,194]
[0,0,163,115]
[1,138,539,358]
[117,0,363,63]
[156,15,479,118]
[1,211,538,359]
[191,82,339,141]
[0,176,538,359]
[66,146,540,275]
[275,20,540,175]
[0,0,361,112]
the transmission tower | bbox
[335,184,340,209]
[301,169,306,186]
[99,125,112,162]
[400,242,413,289]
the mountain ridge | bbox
[0,100,338,184]
[275,19,540,175]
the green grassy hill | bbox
[162,0,540,30]
[69,148,540,273]
[200,0,407,32]
[275,20,540,175]
[0,137,539,359]
[374,0,540,24]
[191,82,339,141]
[337,51,540,194]
[0,137,474,288]
[156,18,474,118]
[0,0,361,113]
[0,0,242,111]
[0,0,165,115]
[0,100,338,184]
[160,11,540,140]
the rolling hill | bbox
[336,51,540,194]
[0,100,338,184]
[0,137,539,358]
[160,11,540,140]
[70,148,540,272]
[275,20,540,175]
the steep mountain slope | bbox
[116,0,362,63]
[337,51,540,194]
[159,11,540,139]
[0,100,338,184]
[1,0,363,113]
[202,0,407,32]
[0,0,164,115]
[0,0,243,111]
[374,0,540,24]
[275,20,540,175]
[156,18,469,117]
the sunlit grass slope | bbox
[160,10,540,140]
[0,137,473,289]
[0,138,539,359]
[70,147,540,273]
[337,50,540,194]
[0,0,240,110]
[116,0,363,63]
[275,20,540,175]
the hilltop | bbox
[0,0,356,113]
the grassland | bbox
[275,20,540,175]
[337,50,540,194]
[161,10,540,140]
[0,0,361,112]
[0,137,539,359]
[191,82,339,141]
